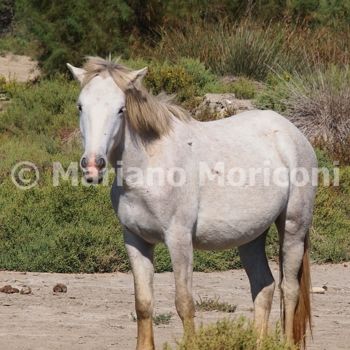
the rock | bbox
[0,285,19,294]
[53,283,67,293]
[194,93,254,120]
[311,286,326,294]
[20,286,32,295]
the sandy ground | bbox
[0,263,349,350]
[0,54,40,82]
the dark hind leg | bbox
[238,230,275,337]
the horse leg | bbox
[165,228,195,335]
[238,230,275,338]
[276,210,311,347]
[124,230,155,350]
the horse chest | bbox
[111,186,165,244]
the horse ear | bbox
[129,67,148,84]
[66,63,86,84]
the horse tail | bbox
[279,233,311,348]
[293,234,312,348]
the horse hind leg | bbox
[238,230,275,338]
[276,209,312,348]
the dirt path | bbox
[0,54,39,82]
[0,263,349,350]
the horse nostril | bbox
[96,157,106,169]
[81,157,87,168]
[81,157,88,169]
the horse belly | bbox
[194,187,287,249]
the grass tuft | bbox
[163,317,296,350]
[153,312,173,326]
[195,296,236,313]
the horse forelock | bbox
[81,56,190,139]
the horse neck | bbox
[109,115,197,171]
[108,120,149,170]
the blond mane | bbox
[82,57,190,138]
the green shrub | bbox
[0,32,39,56]
[143,58,219,102]
[164,318,296,350]
[312,163,350,262]
[0,76,78,137]
[230,77,258,99]
[0,172,128,272]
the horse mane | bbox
[82,56,190,138]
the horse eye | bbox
[118,107,125,115]
[77,104,82,112]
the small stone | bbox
[20,286,32,295]
[194,93,254,119]
[311,287,326,294]
[53,283,67,293]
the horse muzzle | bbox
[80,155,107,184]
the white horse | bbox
[67,57,317,349]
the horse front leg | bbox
[124,230,155,350]
[165,227,195,335]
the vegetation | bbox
[163,318,296,350]
[2,1,350,75]
[256,66,350,162]
[0,1,349,272]
[195,296,237,313]
[0,67,349,272]
[153,312,173,326]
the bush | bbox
[230,77,259,99]
[144,58,219,101]
[164,318,295,350]
[256,65,350,162]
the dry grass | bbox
[195,296,236,313]
[281,66,350,162]
[163,318,296,350]
[141,19,350,82]
[147,20,289,81]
